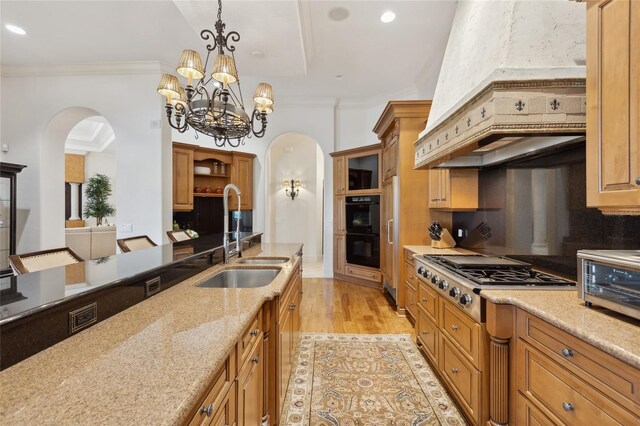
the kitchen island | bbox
[0,242,303,425]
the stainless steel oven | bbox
[578,250,640,320]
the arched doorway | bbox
[265,133,324,275]
[40,108,117,254]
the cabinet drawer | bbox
[418,281,438,324]
[189,347,237,426]
[417,305,438,365]
[404,261,417,290]
[237,310,262,369]
[517,310,639,409]
[517,341,639,426]
[210,382,236,426]
[404,249,415,266]
[516,391,557,426]
[346,264,381,282]
[440,298,482,368]
[406,283,417,319]
[439,334,481,424]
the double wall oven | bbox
[345,195,380,269]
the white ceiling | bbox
[65,116,115,155]
[1,0,458,101]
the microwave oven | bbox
[577,250,640,320]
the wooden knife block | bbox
[431,228,456,249]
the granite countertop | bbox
[0,243,303,425]
[482,290,640,369]
[404,245,475,256]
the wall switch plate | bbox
[118,223,133,233]
[1,144,8,152]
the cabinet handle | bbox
[422,297,428,302]
[250,329,260,337]
[562,402,574,412]
[251,355,260,364]
[561,348,574,357]
[421,331,428,335]
[451,368,458,374]
[200,403,213,416]
[290,303,296,311]
[451,325,459,331]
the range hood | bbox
[414,0,587,170]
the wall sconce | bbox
[283,179,301,200]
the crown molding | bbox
[296,0,314,75]
[1,62,163,77]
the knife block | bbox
[431,228,456,249]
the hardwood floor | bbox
[300,278,415,335]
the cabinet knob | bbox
[635,177,640,185]
[251,355,260,364]
[562,402,574,412]
[422,297,428,302]
[250,329,260,337]
[200,403,213,416]
[290,303,296,311]
[451,325,459,331]
[421,331,428,335]
[561,348,574,357]
[451,368,458,374]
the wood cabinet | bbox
[333,155,346,195]
[373,101,432,313]
[586,0,640,213]
[237,337,263,426]
[173,145,195,211]
[404,250,417,322]
[277,265,302,419]
[172,143,256,212]
[330,144,382,286]
[485,300,640,426]
[230,154,254,210]
[428,169,478,210]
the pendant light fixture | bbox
[157,0,274,147]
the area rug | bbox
[281,333,467,425]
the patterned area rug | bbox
[282,333,467,425]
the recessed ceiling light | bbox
[328,7,350,22]
[335,75,344,80]
[5,24,26,35]
[380,11,396,23]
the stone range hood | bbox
[414,78,586,169]
[414,0,587,169]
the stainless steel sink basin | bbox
[197,267,280,288]
[236,257,290,265]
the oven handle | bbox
[387,219,393,244]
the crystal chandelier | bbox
[157,0,274,148]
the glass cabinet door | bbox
[0,176,10,273]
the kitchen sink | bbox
[236,257,290,265]
[197,267,280,288]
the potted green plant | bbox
[83,173,115,226]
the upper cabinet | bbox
[382,122,399,181]
[428,169,479,210]
[586,0,640,214]
[333,156,346,195]
[172,144,194,211]
[172,143,256,211]
[331,144,381,196]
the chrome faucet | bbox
[223,183,242,263]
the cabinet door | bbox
[333,195,345,234]
[333,156,346,195]
[238,339,263,426]
[333,235,346,275]
[211,383,237,426]
[231,155,254,210]
[173,147,194,211]
[405,282,417,319]
[428,169,441,208]
[279,308,293,410]
[381,178,395,287]
[586,0,640,211]
[383,139,398,181]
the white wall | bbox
[266,133,323,260]
[426,0,586,132]
[1,65,170,253]
[82,148,117,227]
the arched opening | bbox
[40,108,117,258]
[265,133,324,276]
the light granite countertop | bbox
[0,243,303,426]
[481,290,640,369]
